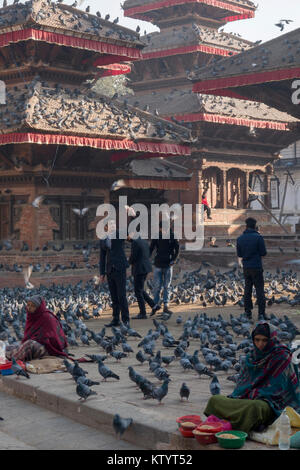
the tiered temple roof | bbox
[190,27,300,119]
[123,0,257,26]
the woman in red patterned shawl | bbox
[6,295,69,362]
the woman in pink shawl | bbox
[6,295,69,362]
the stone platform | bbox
[1,304,299,451]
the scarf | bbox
[230,321,300,417]
[22,299,69,358]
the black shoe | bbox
[132,314,147,320]
[150,304,161,317]
[104,321,120,328]
[123,321,130,328]
[163,306,173,315]
[258,314,270,321]
[244,312,252,320]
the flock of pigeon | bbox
[0,262,300,435]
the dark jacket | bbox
[100,231,129,275]
[129,238,152,277]
[150,231,179,268]
[236,228,267,269]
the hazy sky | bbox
[74,0,300,43]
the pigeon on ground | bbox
[210,375,221,395]
[71,361,88,381]
[76,381,97,401]
[76,376,100,387]
[179,382,190,401]
[152,378,170,404]
[97,359,120,381]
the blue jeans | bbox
[153,266,173,306]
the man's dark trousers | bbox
[243,268,266,317]
[107,269,130,324]
[134,273,155,317]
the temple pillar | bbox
[264,173,272,208]
[221,169,227,209]
[244,170,250,207]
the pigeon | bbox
[76,381,97,401]
[31,195,45,208]
[76,376,100,387]
[210,375,221,395]
[71,361,88,381]
[113,414,133,438]
[136,350,148,364]
[110,350,127,362]
[85,354,107,363]
[152,379,170,404]
[111,179,126,191]
[72,208,89,217]
[97,359,120,381]
[11,357,30,379]
[179,382,190,401]
[23,265,34,289]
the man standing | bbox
[100,220,130,328]
[236,217,268,321]
[150,221,179,316]
[128,234,155,319]
[202,190,212,220]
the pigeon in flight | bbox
[113,414,133,438]
[32,195,45,209]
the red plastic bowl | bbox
[193,430,218,445]
[176,415,202,429]
[178,423,198,438]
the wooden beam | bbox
[198,134,284,151]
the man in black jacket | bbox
[100,221,130,327]
[128,235,155,319]
[149,222,179,316]
[236,217,269,321]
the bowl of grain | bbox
[215,430,248,449]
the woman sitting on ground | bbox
[6,295,68,362]
[204,322,300,434]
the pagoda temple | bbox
[123,0,300,236]
[0,0,192,251]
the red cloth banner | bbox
[192,67,300,93]
[0,28,142,59]
[124,0,254,20]
[0,133,191,156]
[96,63,131,77]
[143,44,238,60]
[169,112,291,130]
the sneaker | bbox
[163,305,173,315]
[132,314,147,320]
[150,304,161,317]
